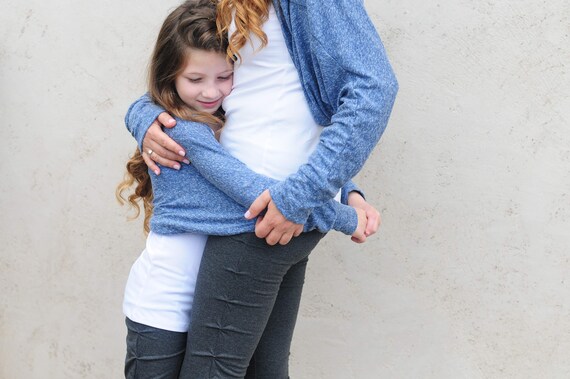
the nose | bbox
[201,84,220,100]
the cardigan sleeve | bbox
[269,0,397,223]
[125,93,164,150]
[166,120,358,235]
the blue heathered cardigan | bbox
[267,0,398,223]
[126,0,398,232]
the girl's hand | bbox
[347,192,381,237]
[351,207,367,243]
[141,112,189,175]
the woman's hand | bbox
[348,192,381,238]
[246,190,303,246]
[141,112,189,175]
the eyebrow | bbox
[184,69,234,76]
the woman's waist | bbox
[220,122,322,179]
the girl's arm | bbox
[166,119,357,235]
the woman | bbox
[126,0,398,377]
[119,1,368,378]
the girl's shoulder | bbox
[163,119,217,148]
[165,119,214,137]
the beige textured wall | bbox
[1,0,568,378]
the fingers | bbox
[293,225,303,237]
[143,142,182,170]
[263,225,297,246]
[264,229,294,246]
[142,120,188,171]
[157,112,177,129]
[264,230,280,246]
[280,225,302,245]
[254,215,269,239]
[253,200,285,238]
[351,226,367,243]
[254,209,301,245]
[146,122,187,159]
[351,235,367,244]
[245,190,271,219]
[248,195,302,245]
[348,195,382,237]
[142,151,161,176]
[279,230,295,246]
[145,129,185,161]
[153,118,186,157]
[364,208,381,236]
[254,214,272,239]
[351,208,367,243]
[255,217,301,245]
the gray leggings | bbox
[179,231,324,378]
[124,318,187,379]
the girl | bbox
[118,1,368,377]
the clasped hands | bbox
[245,189,380,246]
[142,113,381,246]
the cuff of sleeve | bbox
[269,183,311,224]
[341,182,366,205]
[333,206,358,235]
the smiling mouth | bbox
[198,99,220,107]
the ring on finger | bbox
[147,148,153,157]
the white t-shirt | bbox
[221,5,324,181]
[123,232,206,332]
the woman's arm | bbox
[125,93,164,149]
[266,0,398,224]
[125,94,187,174]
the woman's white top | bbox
[123,5,337,332]
[221,5,324,181]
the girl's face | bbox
[175,49,233,114]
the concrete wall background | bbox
[1,0,568,378]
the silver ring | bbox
[147,149,153,156]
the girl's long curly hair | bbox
[216,0,272,61]
[116,0,229,234]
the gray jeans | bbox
[179,231,324,379]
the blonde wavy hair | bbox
[216,0,272,61]
[116,0,228,234]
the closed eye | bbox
[218,73,233,81]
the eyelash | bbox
[187,75,232,83]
